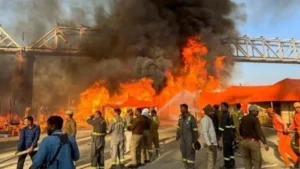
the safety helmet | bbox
[65,110,73,115]
[266,108,274,114]
[294,102,300,108]
[192,141,201,150]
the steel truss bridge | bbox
[0,24,299,64]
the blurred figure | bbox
[127,108,146,169]
[201,104,218,169]
[209,105,219,137]
[218,102,235,169]
[266,108,299,168]
[176,104,199,169]
[29,116,79,169]
[107,108,126,169]
[289,102,300,153]
[141,108,152,163]
[149,109,160,156]
[232,103,243,154]
[240,105,269,169]
[87,111,107,169]
[213,104,222,130]
[125,109,134,154]
[63,110,77,137]
[17,116,41,169]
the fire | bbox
[75,37,225,127]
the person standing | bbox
[87,111,107,169]
[125,109,134,154]
[201,105,218,169]
[149,109,160,156]
[289,102,300,153]
[63,110,77,137]
[17,116,41,169]
[239,105,269,169]
[266,108,299,168]
[107,108,126,169]
[209,105,219,137]
[176,104,199,169]
[127,108,146,169]
[141,108,152,163]
[29,116,80,169]
[218,102,235,169]
[231,103,243,153]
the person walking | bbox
[63,110,77,137]
[231,103,243,154]
[200,105,218,169]
[176,104,199,169]
[29,116,80,169]
[149,109,160,156]
[289,102,300,153]
[127,108,146,169]
[107,108,127,169]
[87,111,107,169]
[218,102,235,169]
[266,108,299,168]
[239,105,269,169]
[141,108,152,164]
[125,109,134,154]
[17,116,41,169]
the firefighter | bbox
[125,109,134,154]
[176,104,199,169]
[289,102,300,153]
[127,108,146,169]
[149,109,160,156]
[266,108,299,168]
[218,102,235,169]
[86,110,107,169]
[231,103,243,153]
[141,108,152,163]
[107,108,126,169]
[63,110,77,137]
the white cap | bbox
[141,108,150,116]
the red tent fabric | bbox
[106,96,156,108]
[246,78,300,102]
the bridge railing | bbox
[0,25,20,50]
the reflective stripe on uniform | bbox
[148,150,155,152]
[175,125,180,129]
[230,156,235,159]
[90,167,97,169]
[219,127,224,131]
[225,125,235,129]
[99,167,104,169]
[193,128,198,131]
[182,158,187,162]
[187,160,194,164]
[111,162,117,165]
[120,159,125,162]
[92,132,105,136]
[224,157,230,161]
[188,116,191,121]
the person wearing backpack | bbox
[29,116,80,169]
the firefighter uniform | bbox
[289,102,300,153]
[63,110,77,137]
[176,113,199,169]
[87,116,107,169]
[107,116,126,168]
[218,111,235,168]
[149,115,160,155]
[231,109,243,150]
[141,109,152,163]
[125,114,134,153]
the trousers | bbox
[91,137,105,169]
[278,134,298,166]
[148,131,160,154]
[223,136,235,168]
[17,151,36,169]
[130,134,144,165]
[142,130,151,162]
[241,140,262,169]
[125,131,132,153]
[110,139,125,166]
[180,140,195,169]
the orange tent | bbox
[106,96,156,108]
[246,78,300,102]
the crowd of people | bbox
[13,101,300,169]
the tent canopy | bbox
[106,96,156,108]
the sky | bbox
[230,0,300,85]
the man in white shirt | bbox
[200,104,218,169]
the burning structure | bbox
[0,0,244,130]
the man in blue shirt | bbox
[30,116,80,169]
[17,116,41,169]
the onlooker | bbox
[209,105,219,136]
[125,109,134,154]
[17,116,41,169]
[30,116,80,169]
[63,110,77,137]
[201,105,218,169]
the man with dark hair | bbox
[107,108,126,169]
[232,103,244,154]
[141,108,152,163]
[208,105,219,137]
[17,116,41,169]
[87,110,107,169]
[125,109,134,154]
[30,116,80,169]
[176,104,199,169]
[127,108,146,168]
[218,102,235,169]
[63,110,77,137]
[149,109,160,156]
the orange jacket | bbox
[289,112,300,132]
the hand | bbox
[176,136,180,141]
[27,147,34,153]
[264,144,269,151]
[15,151,19,155]
[208,145,215,151]
[217,145,223,151]
[89,115,94,119]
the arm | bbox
[218,113,227,138]
[191,116,199,142]
[232,114,240,136]
[107,120,115,134]
[176,118,181,140]
[254,118,267,144]
[275,115,287,131]
[17,129,24,151]
[289,115,296,131]
[200,118,211,146]
[29,138,48,169]
[128,118,137,131]
[70,137,80,161]
[86,118,96,126]
[71,121,76,137]
[31,126,41,148]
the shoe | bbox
[294,163,299,168]
[145,160,150,164]
[119,164,126,169]
[110,164,117,169]
[127,164,138,169]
